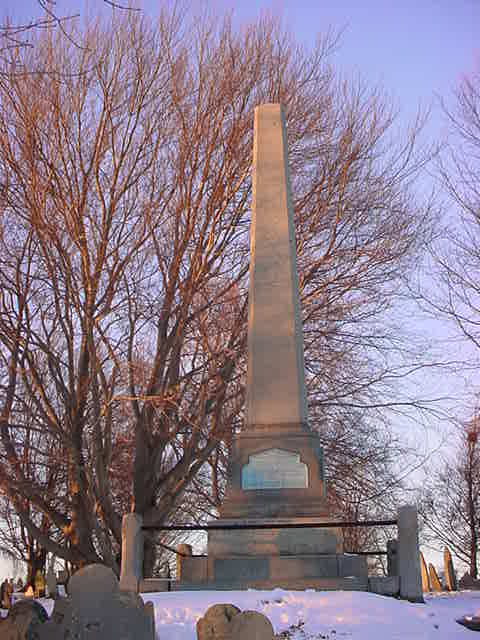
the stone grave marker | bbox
[420,552,430,592]
[38,564,155,640]
[444,546,457,591]
[428,563,443,592]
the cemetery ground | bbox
[2,587,480,640]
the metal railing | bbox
[143,518,397,557]
[142,518,397,531]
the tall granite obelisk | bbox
[177,104,368,589]
[246,103,308,430]
[217,104,330,522]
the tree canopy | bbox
[0,8,436,573]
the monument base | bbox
[172,576,368,592]
[208,518,343,556]
[176,552,368,591]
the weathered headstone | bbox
[0,599,48,640]
[420,552,430,592]
[428,563,443,592]
[197,604,274,640]
[196,603,241,640]
[38,564,155,640]
[444,546,457,591]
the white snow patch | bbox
[4,588,480,639]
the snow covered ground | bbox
[5,589,480,638]
[142,589,480,640]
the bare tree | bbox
[0,9,437,573]
[424,68,480,369]
[420,418,480,578]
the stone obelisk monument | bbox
[246,102,308,430]
[217,103,330,523]
[178,104,367,589]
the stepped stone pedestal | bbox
[176,104,367,591]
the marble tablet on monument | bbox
[241,448,308,490]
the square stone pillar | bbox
[119,513,144,592]
[398,505,423,602]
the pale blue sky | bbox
[1,0,478,578]
[8,0,480,118]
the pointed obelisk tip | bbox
[255,102,282,109]
[246,98,308,428]
[254,103,284,120]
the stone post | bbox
[176,543,192,581]
[397,505,423,602]
[119,513,144,592]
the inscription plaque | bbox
[241,448,308,490]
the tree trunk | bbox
[143,531,156,578]
[467,441,478,579]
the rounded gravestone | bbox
[69,564,117,598]
[230,611,274,640]
[196,603,241,640]
[0,599,48,640]
[39,563,154,640]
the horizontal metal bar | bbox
[142,519,397,531]
[158,540,185,556]
[344,550,388,556]
[168,551,388,558]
